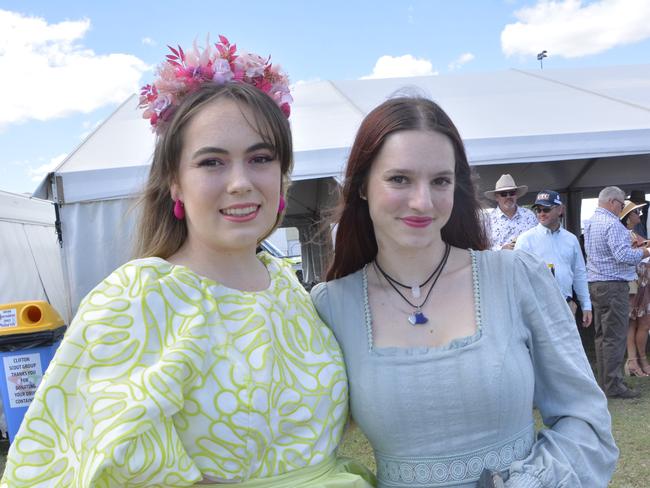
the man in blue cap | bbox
[515,190,592,328]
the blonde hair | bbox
[133,83,293,259]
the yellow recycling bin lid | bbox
[0,301,65,336]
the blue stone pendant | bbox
[408,311,428,325]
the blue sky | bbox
[2,0,650,194]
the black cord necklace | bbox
[376,243,448,298]
[374,243,451,325]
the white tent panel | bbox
[58,199,138,314]
[0,191,68,321]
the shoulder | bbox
[474,248,544,276]
[312,269,363,303]
[90,257,180,296]
[79,257,209,321]
[517,225,537,241]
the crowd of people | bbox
[1,37,642,488]
[483,176,650,400]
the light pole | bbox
[537,50,548,70]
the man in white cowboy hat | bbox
[484,174,537,250]
[584,186,650,399]
[515,190,592,327]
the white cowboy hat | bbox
[484,174,528,200]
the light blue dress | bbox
[311,250,617,488]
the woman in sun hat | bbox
[620,200,650,377]
[1,37,374,488]
[483,174,537,251]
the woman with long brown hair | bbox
[312,96,617,487]
[2,38,373,488]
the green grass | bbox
[339,377,650,487]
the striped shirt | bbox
[584,207,645,282]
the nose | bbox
[226,161,253,194]
[409,182,434,212]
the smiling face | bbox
[365,129,455,252]
[171,98,282,255]
[535,204,563,229]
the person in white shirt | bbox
[515,190,593,328]
[484,174,537,250]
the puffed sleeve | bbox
[0,261,204,487]
[504,251,618,487]
[310,282,334,330]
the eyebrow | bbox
[384,168,455,177]
[192,142,275,159]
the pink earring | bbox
[173,199,185,220]
[278,195,286,213]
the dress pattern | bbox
[1,253,349,487]
[630,260,650,319]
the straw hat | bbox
[484,174,528,200]
[619,200,645,220]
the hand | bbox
[501,241,515,250]
[582,310,593,328]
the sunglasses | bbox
[534,206,556,214]
[499,191,517,197]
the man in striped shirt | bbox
[585,186,650,399]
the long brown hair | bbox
[133,82,293,259]
[326,96,488,280]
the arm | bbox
[505,252,618,488]
[570,237,592,327]
[607,223,646,264]
[1,263,202,487]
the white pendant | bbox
[411,285,421,299]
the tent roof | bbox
[35,64,650,203]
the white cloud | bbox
[142,37,156,46]
[28,153,67,182]
[0,9,148,128]
[501,0,650,58]
[408,5,415,24]
[362,55,438,79]
[448,52,475,71]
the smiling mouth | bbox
[220,205,260,216]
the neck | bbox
[375,239,448,286]
[500,205,517,218]
[168,238,268,290]
[544,222,561,232]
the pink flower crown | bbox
[139,35,293,134]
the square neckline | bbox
[362,249,483,356]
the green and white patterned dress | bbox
[1,253,374,487]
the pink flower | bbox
[140,35,292,133]
[212,58,234,84]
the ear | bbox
[170,181,182,202]
[359,181,368,201]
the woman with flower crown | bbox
[311,96,617,487]
[1,37,374,488]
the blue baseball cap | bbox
[533,190,562,207]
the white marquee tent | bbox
[34,64,650,316]
[0,191,68,321]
